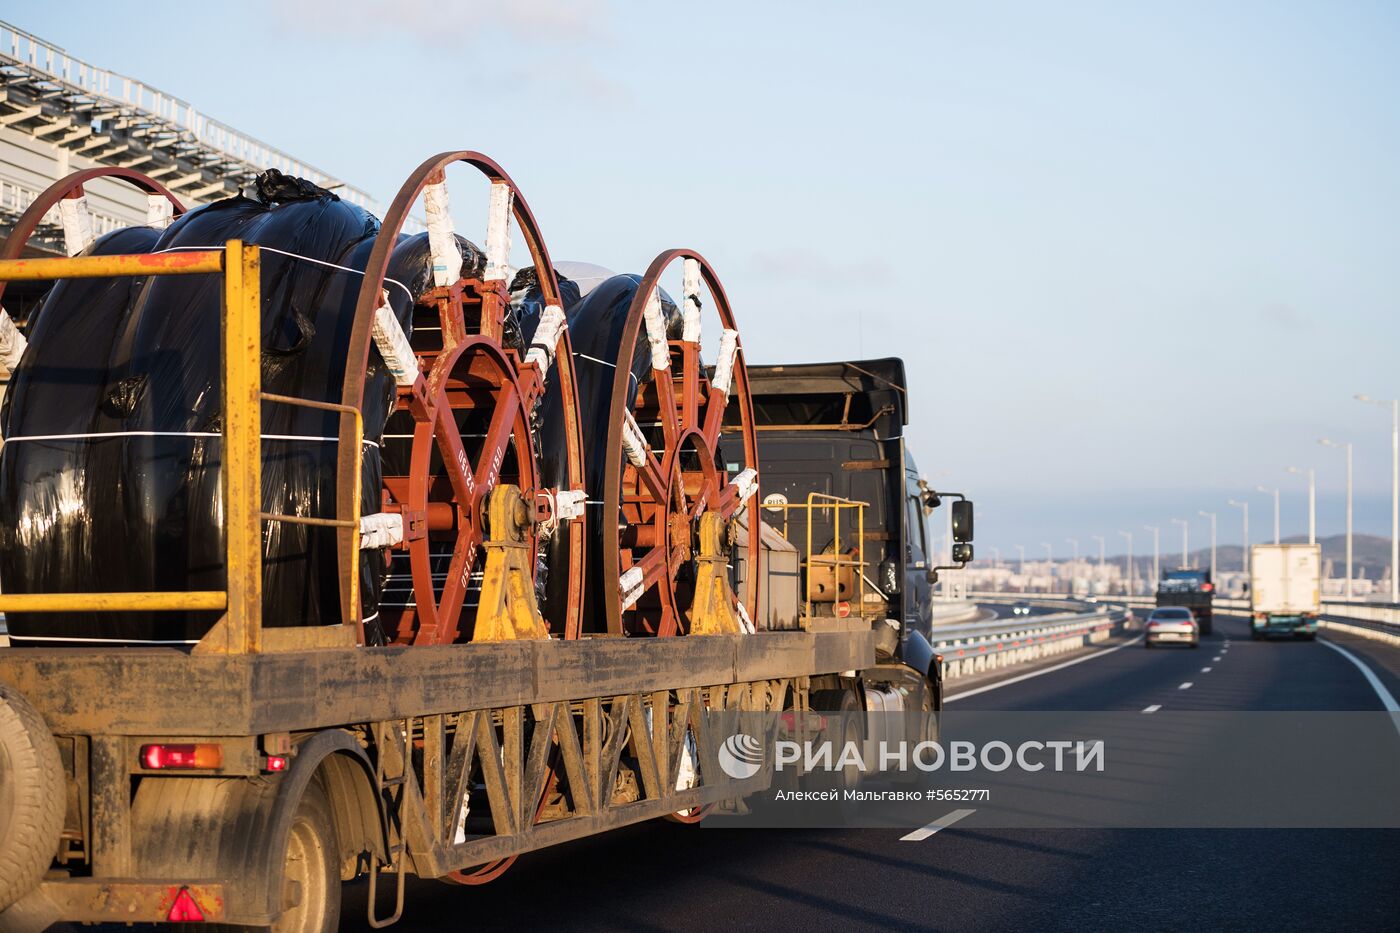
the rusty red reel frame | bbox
[338,151,587,648]
[341,152,589,884]
[0,167,186,302]
[602,249,760,638]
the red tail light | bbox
[141,744,223,770]
[1202,583,1214,592]
[167,887,205,922]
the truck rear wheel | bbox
[181,780,340,933]
[0,684,64,912]
[811,688,863,795]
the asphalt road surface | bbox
[330,614,1400,933]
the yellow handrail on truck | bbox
[0,242,364,652]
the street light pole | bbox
[1198,510,1216,580]
[1118,530,1134,596]
[1320,439,1354,599]
[1228,499,1250,575]
[1143,525,1160,588]
[1171,518,1189,569]
[1357,395,1399,603]
[1256,486,1280,545]
[1286,466,1315,544]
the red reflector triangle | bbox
[168,887,206,922]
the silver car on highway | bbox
[1145,606,1199,648]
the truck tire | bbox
[0,685,64,912]
[178,779,340,933]
[811,688,863,794]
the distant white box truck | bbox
[1249,543,1321,640]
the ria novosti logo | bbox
[718,733,764,779]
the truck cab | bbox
[721,358,967,708]
[1155,568,1214,635]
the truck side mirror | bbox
[951,500,974,543]
[952,542,973,563]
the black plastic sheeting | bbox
[0,172,419,647]
[535,275,682,632]
[0,170,689,645]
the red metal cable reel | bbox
[601,249,761,638]
[0,167,187,303]
[338,151,587,648]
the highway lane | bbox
[334,613,1400,932]
[950,612,1400,712]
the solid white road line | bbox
[1318,637,1400,725]
[1178,682,1193,690]
[1142,704,1161,713]
[943,636,1144,703]
[900,808,977,842]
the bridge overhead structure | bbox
[0,19,379,256]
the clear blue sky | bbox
[9,0,1399,554]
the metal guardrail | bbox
[935,606,1126,681]
[971,591,1400,649]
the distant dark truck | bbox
[1155,569,1214,635]
[720,358,973,718]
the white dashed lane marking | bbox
[900,808,977,842]
[1179,682,1193,690]
[1142,704,1162,713]
[1201,667,1212,672]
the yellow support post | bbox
[473,485,550,642]
[220,241,263,654]
[688,511,742,635]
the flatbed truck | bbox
[0,244,969,931]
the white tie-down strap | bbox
[642,288,669,370]
[621,411,650,468]
[728,468,758,505]
[0,307,28,377]
[58,195,95,257]
[484,183,513,281]
[736,601,756,635]
[681,258,702,343]
[555,489,587,521]
[538,487,588,537]
[359,512,404,549]
[424,180,462,288]
[619,566,645,611]
[523,304,565,375]
[711,329,740,399]
[371,290,418,386]
[146,195,174,229]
